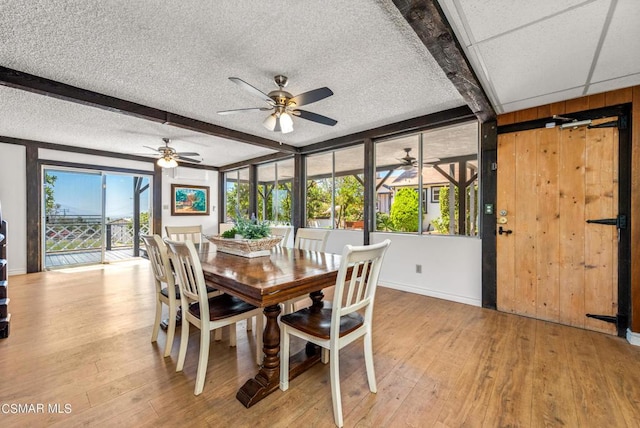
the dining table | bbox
[198,245,342,408]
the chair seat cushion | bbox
[161,284,217,299]
[280,307,363,340]
[188,294,258,321]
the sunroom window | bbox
[374,120,479,236]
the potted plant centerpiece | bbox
[207,215,282,258]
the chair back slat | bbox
[294,228,330,252]
[269,226,291,247]
[165,225,203,245]
[141,235,173,288]
[165,239,207,307]
[333,240,390,322]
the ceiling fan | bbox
[218,75,337,134]
[144,138,202,168]
[396,148,440,170]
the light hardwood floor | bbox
[1,260,640,427]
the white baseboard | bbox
[627,329,640,346]
[379,280,481,307]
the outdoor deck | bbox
[45,248,144,268]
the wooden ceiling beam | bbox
[392,0,496,122]
[0,66,298,154]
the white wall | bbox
[0,142,27,275]
[371,232,482,307]
[0,143,219,274]
[161,166,218,237]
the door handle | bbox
[498,226,513,236]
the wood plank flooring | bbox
[1,260,640,427]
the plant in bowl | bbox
[232,215,271,239]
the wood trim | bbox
[391,0,495,122]
[219,152,294,172]
[363,138,375,245]
[0,66,296,154]
[300,106,475,155]
[292,153,305,231]
[26,146,40,273]
[218,171,226,225]
[480,121,497,309]
[153,164,162,235]
[632,86,640,332]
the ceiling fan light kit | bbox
[157,156,178,168]
[219,75,337,134]
[145,138,202,168]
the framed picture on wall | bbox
[171,184,210,216]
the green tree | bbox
[306,180,331,224]
[335,175,364,228]
[44,173,57,216]
[390,188,419,232]
[226,182,250,220]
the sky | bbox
[45,169,150,218]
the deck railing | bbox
[45,215,150,253]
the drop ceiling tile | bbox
[450,0,589,42]
[591,0,640,83]
[475,0,610,106]
[587,73,640,95]
[499,87,585,114]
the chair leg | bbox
[151,297,162,343]
[255,313,264,366]
[247,316,253,331]
[229,322,237,347]
[329,347,344,427]
[279,326,290,391]
[321,348,330,364]
[363,330,377,393]
[176,318,190,372]
[164,304,177,357]
[194,327,210,395]
[214,328,222,341]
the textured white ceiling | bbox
[0,0,465,167]
[439,0,640,113]
[2,1,636,168]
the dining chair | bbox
[165,225,203,245]
[293,228,330,252]
[269,226,291,247]
[219,222,235,234]
[279,239,391,427]
[142,234,222,357]
[282,228,331,313]
[165,239,263,396]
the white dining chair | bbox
[165,239,263,396]
[269,226,292,247]
[165,225,203,245]
[279,239,391,427]
[282,228,331,313]
[142,234,221,357]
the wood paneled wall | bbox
[497,86,640,333]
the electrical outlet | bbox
[416,264,422,274]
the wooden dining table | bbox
[198,245,342,408]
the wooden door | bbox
[496,118,619,334]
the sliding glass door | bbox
[43,167,152,269]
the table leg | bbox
[236,293,324,408]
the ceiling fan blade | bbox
[175,156,202,164]
[293,109,338,126]
[175,152,200,157]
[143,145,160,152]
[229,77,275,105]
[290,87,333,107]
[217,107,273,115]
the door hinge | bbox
[586,214,626,229]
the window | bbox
[374,121,479,236]
[257,158,293,224]
[224,168,249,221]
[306,145,364,229]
